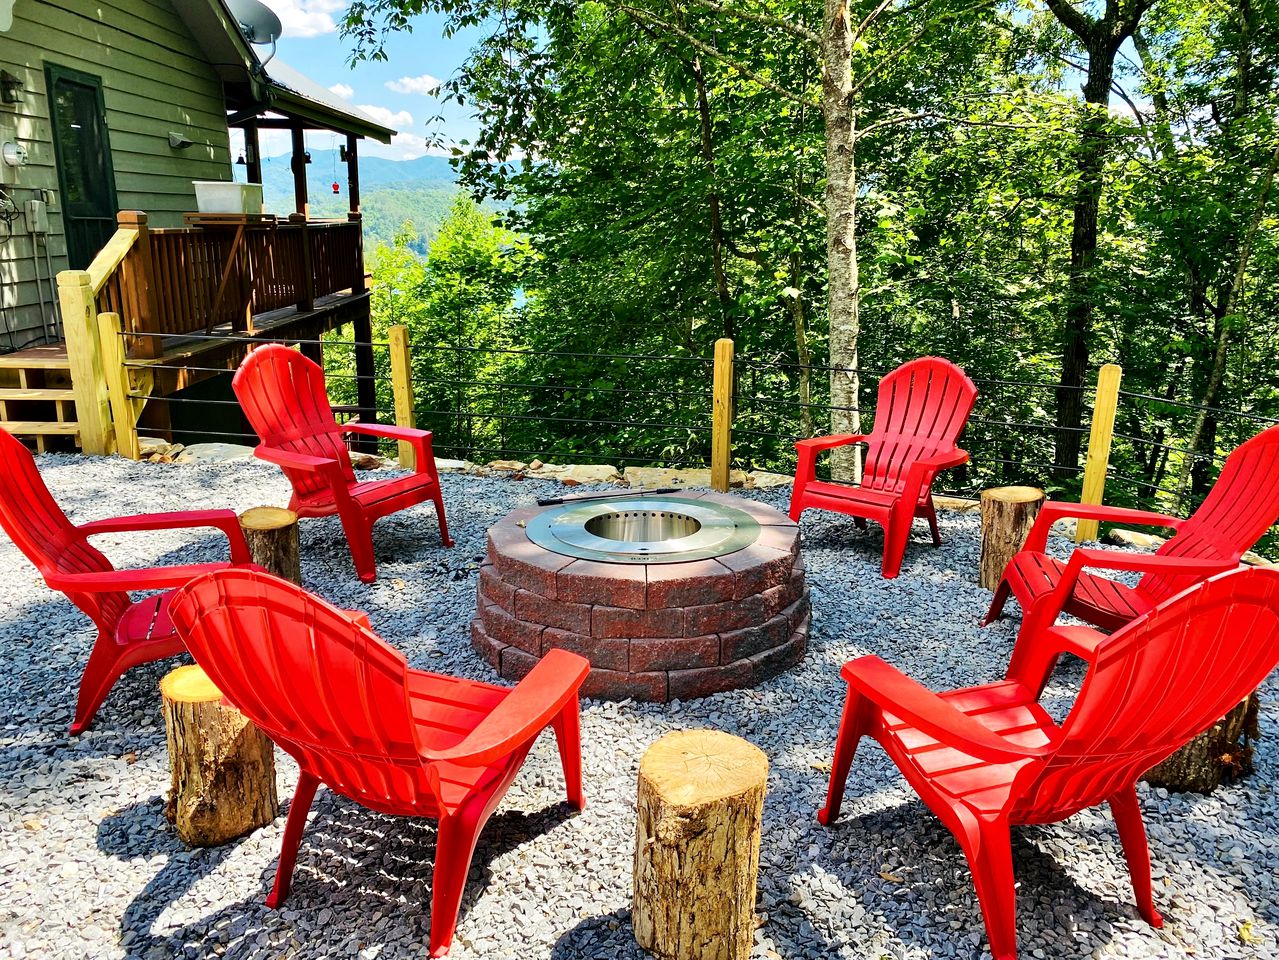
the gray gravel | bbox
[0,455,1275,960]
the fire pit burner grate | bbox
[525,496,760,564]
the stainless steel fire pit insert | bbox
[525,496,761,563]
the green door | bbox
[46,64,119,270]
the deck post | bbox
[116,211,160,360]
[352,308,378,454]
[388,324,416,469]
[289,124,309,217]
[289,213,315,313]
[56,270,113,456]
[1075,363,1123,542]
[345,135,361,213]
[711,337,735,492]
[97,312,144,460]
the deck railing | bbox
[92,211,365,358]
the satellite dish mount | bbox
[227,0,283,66]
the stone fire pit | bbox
[472,492,810,701]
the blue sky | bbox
[245,1,484,160]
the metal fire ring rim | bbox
[524,496,761,564]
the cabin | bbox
[0,0,393,450]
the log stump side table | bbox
[161,664,278,846]
[979,486,1045,590]
[239,506,301,584]
[633,729,768,960]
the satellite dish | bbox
[226,0,282,64]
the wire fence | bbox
[114,328,1279,539]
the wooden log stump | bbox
[979,486,1045,590]
[161,664,278,846]
[1143,694,1260,794]
[239,506,300,584]
[633,729,768,960]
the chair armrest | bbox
[344,424,438,474]
[422,649,590,766]
[1069,548,1237,578]
[45,561,239,593]
[79,510,252,564]
[794,434,867,454]
[842,656,1052,763]
[1024,502,1183,552]
[254,444,338,472]
[1006,624,1107,692]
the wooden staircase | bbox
[0,343,79,451]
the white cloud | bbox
[271,0,344,39]
[362,134,460,161]
[385,74,442,96]
[356,104,413,131]
[328,83,355,100]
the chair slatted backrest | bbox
[862,357,978,494]
[233,345,356,501]
[0,430,130,632]
[168,569,439,812]
[1142,425,1279,602]
[1012,568,1279,822]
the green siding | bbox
[0,0,233,345]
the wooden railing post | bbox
[348,211,366,293]
[389,324,416,469]
[289,213,315,311]
[114,211,159,359]
[97,312,143,460]
[711,337,735,492]
[1075,363,1123,542]
[56,270,113,456]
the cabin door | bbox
[46,64,119,270]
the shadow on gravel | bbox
[101,789,580,958]
[549,907,646,960]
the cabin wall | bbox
[0,0,233,349]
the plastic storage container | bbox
[193,181,263,215]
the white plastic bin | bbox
[192,181,263,215]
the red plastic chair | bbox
[985,424,1279,651]
[233,344,452,583]
[0,430,253,733]
[789,357,977,578]
[819,567,1279,960]
[167,568,590,958]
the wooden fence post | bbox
[1075,363,1123,542]
[389,324,416,469]
[56,269,113,456]
[711,338,734,492]
[114,211,159,359]
[97,312,142,460]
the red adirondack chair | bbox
[0,430,253,733]
[233,344,452,583]
[789,357,977,578]
[819,566,1279,960]
[167,568,590,958]
[985,424,1279,654]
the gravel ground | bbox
[0,455,1275,960]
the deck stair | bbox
[0,344,79,451]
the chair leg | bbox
[881,517,911,579]
[982,580,1012,626]
[71,634,128,735]
[337,510,378,583]
[924,500,942,546]
[429,808,487,958]
[818,688,871,826]
[955,814,1020,960]
[432,484,454,548]
[266,772,321,908]
[1109,785,1163,928]
[551,698,584,810]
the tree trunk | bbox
[633,729,768,960]
[691,55,734,340]
[789,251,814,439]
[239,506,301,584]
[1053,42,1116,478]
[161,664,278,846]
[1143,694,1260,794]
[821,0,860,482]
[979,486,1045,590]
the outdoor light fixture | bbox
[168,131,195,149]
[0,71,23,105]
